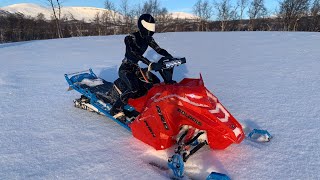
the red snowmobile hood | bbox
[128,77,244,150]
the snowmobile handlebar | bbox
[151,57,186,71]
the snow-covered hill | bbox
[0,3,198,22]
[169,12,198,20]
[0,3,121,22]
[0,32,320,179]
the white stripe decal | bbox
[186,94,203,99]
[206,90,218,103]
[81,102,101,113]
[141,20,155,32]
[208,100,230,122]
[151,93,209,108]
[151,92,230,123]
[233,127,241,137]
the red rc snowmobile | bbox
[65,57,271,179]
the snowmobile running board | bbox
[64,69,133,132]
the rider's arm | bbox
[148,37,173,58]
[124,35,151,65]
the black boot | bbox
[110,98,126,122]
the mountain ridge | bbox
[0,3,198,22]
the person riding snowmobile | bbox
[110,14,173,119]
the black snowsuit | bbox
[111,31,172,113]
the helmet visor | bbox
[141,20,155,32]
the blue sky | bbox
[0,0,279,14]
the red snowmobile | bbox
[128,71,245,150]
[65,57,270,179]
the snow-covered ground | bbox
[0,32,320,179]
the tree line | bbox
[193,0,320,31]
[0,0,319,43]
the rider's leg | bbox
[159,67,176,84]
[110,66,139,116]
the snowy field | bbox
[0,32,320,179]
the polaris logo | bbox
[178,108,202,126]
[156,106,169,130]
[144,120,156,137]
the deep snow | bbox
[0,32,320,179]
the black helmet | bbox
[138,14,155,37]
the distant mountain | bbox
[169,12,198,20]
[0,3,120,22]
[0,9,10,16]
[0,3,198,22]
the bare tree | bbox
[193,0,213,31]
[93,12,102,36]
[36,13,46,21]
[310,0,320,31]
[278,0,310,31]
[142,0,162,17]
[248,0,267,30]
[46,0,63,38]
[193,0,213,20]
[248,0,267,19]
[132,2,143,18]
[236,0,249,30]
[311,0,320,15]
[119,0,131,33]
[119,0,130,18]
[155,7,172,32]
[67,13,85,37]
[105,0,116,11]
[104,0,119,35]
[238,0,249,20]
[214,0,238,31]
[137,0,170,32]
[157,7,170,22]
